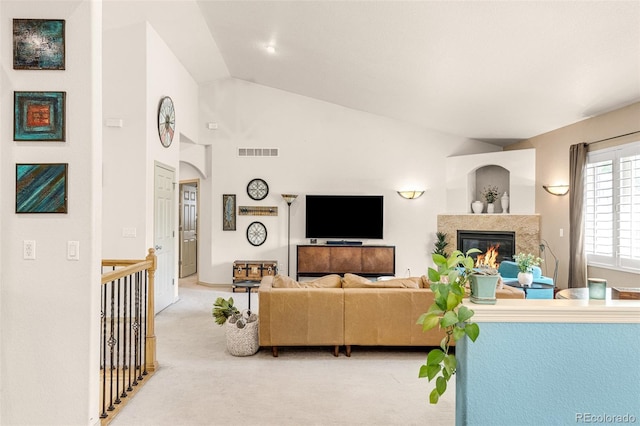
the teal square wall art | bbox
[16,164,68,214]
[13,19,65,70]
[14,91,66,141]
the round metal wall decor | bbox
[247,178,269,201]
[157,96,175,148]
[246,221,267,246]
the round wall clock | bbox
[247,178,269,200]
[247,221,267,246]
[157,96,175,148]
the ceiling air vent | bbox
[237,147,279,157]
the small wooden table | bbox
[555,287,612,300]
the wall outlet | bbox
[24,240,36,260]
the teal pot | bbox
[469,274,499,304]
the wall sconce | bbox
[543,184,569,196]
[397,190,425,200]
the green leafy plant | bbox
[212,297,240,326]
[513,252,543,273]
[212,297,258,329]
[432,231,449,257]
[417,248,481,404]
[481,185,499,204]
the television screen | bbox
[305,195,384,239]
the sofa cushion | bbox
[272,274,342,288]
[342,273,422,289]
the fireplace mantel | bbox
[438,214,540,256]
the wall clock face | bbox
[247,178,269,200]
[247,221,267,246]
[157,96,175,148]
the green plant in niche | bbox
[432,231,449,257]
[417,248,481,404]
[481,185,499,204]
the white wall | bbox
[102,23,147,259]
[102,20,199,310]
[197,78,501,284]
[445,149,536,214]
[0,1,102,424]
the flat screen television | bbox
[305,195,384,239]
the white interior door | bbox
[180,183,198,277]
[154,163,176,313]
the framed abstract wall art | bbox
[13,19,65,70]
[223,194,236,231]
[16,163,68,214]
[14,91,66,141]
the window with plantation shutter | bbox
[585,141,640,272]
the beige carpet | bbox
[109,277,455,426]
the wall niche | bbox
[474,165,510,213]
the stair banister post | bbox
[145,248,158,371]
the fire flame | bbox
[476,244,500,269]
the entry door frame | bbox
[179,179,199,278]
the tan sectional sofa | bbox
[258,273,524,356]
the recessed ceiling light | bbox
[265,44,276,54]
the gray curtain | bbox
[568,143,588,288]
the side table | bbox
[556,288,612,300]
[233,281,260,311]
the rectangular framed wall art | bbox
[13,19,65,70]
[14,91,66,141]
[16,163,68,214]
[223,194,236,231]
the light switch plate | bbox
[67,241,80,261]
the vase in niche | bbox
[487,203,495,214]
[471,201,483,214]
[501,192,509,214]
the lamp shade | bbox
[281,194,298,204]
[397,190,424,200]
[543,185,569,196]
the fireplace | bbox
[457,230,515,263]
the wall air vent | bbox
[237,147,279,157]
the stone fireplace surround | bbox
[438,214,541,258]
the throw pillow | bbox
[272,274,342,288]
[272,274,300,288]
[342,273,421,288]
[304,274,342,288]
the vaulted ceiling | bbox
[104,0,640,145]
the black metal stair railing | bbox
[100,249,157,424]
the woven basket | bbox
[225,316,259,356]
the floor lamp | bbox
[281,194,298,276]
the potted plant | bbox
[432,231,449,257]
[513,252,543,286]
[212,297,259,356]
[417,248,481,404]
[468,264,500,305]
[481,185,499,213]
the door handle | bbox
[155,245,162,250]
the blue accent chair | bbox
[498,261,554,299]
